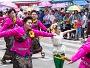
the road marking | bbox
[0,51,5,58]
[0,44,6,48]
[40,42,79,53]
[40,41,82,48]
[0,38,81,62]
[32,52,73,61]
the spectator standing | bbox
[43,10,51,28]
[17,8,24,20]
[50,10,56,24]
[81,11,87,40]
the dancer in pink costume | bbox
[68,37,90,68]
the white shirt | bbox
[82,15,87,28]
[50,15,55,23]
[51,32,66,54]
[17,11,24,20]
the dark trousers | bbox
[45,24,51,28]
[64,24,71,38]
[81,28,85,39]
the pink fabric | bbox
[31,20,47,31]
[0,17,6,21]
[0,17,7,26]
[0,26,53,56]
[0,17,22,32]
[76,19,82,28]
[71,37,90,68]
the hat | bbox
[81,9,85,13]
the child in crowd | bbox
[74,19,82,40]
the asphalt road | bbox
[0,37,84,68]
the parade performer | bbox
[51,25,75,68]
[0,8,23,63]
[31,10,49,58]
[0,16,54,68]
[68,37,90,68]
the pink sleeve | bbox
[0,17,6,21]
[71,44,90,62]
[16,18,23,25]
[0,18,10,32]
[0,24,7,32]
[33,29,53,37]
[0,28,18,38]
[38,20,47,31]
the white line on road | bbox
[40,42,79,53]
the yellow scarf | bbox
[13,17,16,23]
[33,19,37,23]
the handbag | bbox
[31,38,42,54]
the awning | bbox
[73,0,88,6]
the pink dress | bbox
[71,38,90,68]
[0,26,53,56]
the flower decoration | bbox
[13,17,16,23]
[29,30,35,38]
[33,19,37,23]
[51,28,55,33]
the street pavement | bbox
[0,37,85,68]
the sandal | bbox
[41,52,45,58]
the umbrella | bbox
[21,6,28,11]
[1,1,18,9]
[77,5,83,10]
[51,3,68,8]
[0,5,10,11]
[15,8,20,12]
[26,7,35,11]
[38,1,52,7]
[84,3,90,8]
[67,5,81,12]
[33,5,41,11]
